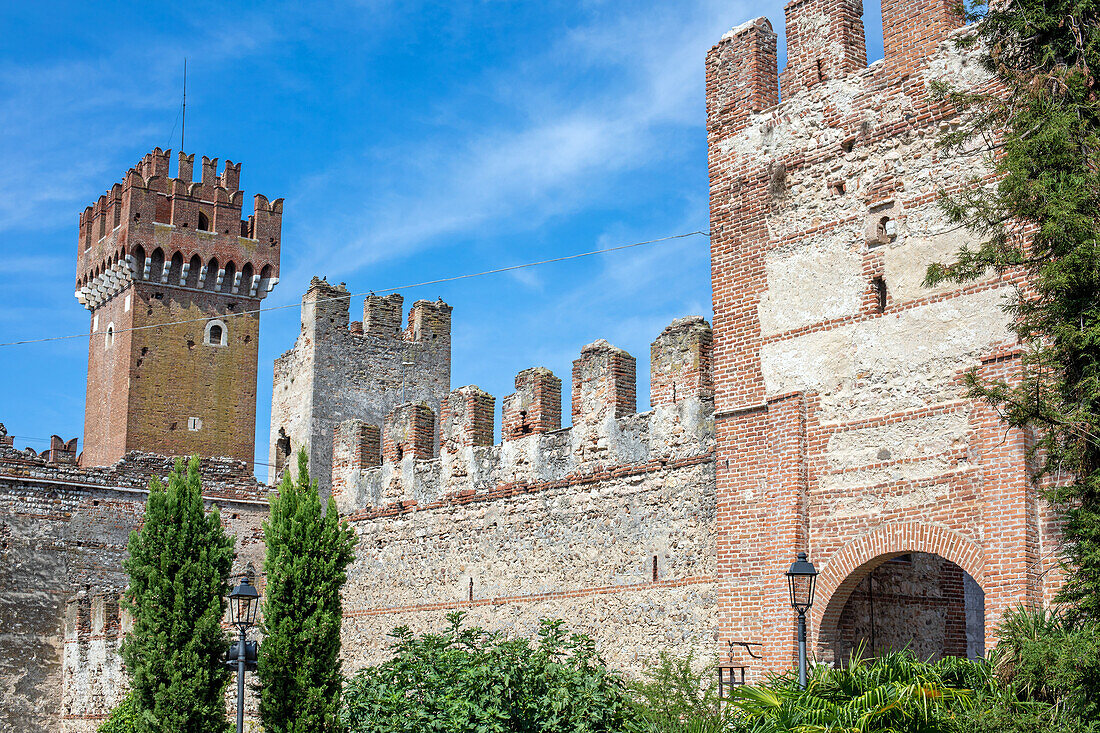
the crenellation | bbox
[177,151,195,182]
[336,321,714,516]
[333,420,382,499]
[781,0,867,97]
[404,299,452,343]
[706,17,778,139]
[571,339,637,426]
[502,367,562,441]
[270,281,451,494]
[440,386,495,453]
[220,160,241,192]
[363,293,403,337]
[382,403,436,464]
[650,317,713,407]
[882,0,964,74]
[46,436,79,465]
[301,277,351,337]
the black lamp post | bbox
[228,575,260,733]
[786,552,818,689]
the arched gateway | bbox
[811,522,985,663]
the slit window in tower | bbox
[872,277,887,313]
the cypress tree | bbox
[259,449,357,733]
[929,1,1100,620]
[120,456,235,733]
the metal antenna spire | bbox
[181,58,187,151]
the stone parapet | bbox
[338,393,713,517]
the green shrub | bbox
[991,607,1100,727]
[97,691,136,733]
[341,613,634,733]
[727,651,973,733]
[629,650,729,733]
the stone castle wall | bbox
[332,317,719,676]
[269,278,451,494]
[0,437,267,733]
[707,2,1064,674]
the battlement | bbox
[298,278,454,345]
[706,1,965,138]
[0,431,269,503]
[331,317,714,515]
[75,148,283,311]
[63,589,128,721]
[271,279,453,493]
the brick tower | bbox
[75,148,282,466]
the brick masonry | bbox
[0,5,1076,729]
[707,5,1062,675]
[78,149,282,467]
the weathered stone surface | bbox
[335,323,717,678]
[0,443,267,733]
[270,278,451,495]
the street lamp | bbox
[228,575,260,733]
[786,552,818,689]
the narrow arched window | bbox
[197,211,210,231]
[204,319,228,347]
[105,323,115,349]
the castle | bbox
[0,2,1064,731]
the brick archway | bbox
[810,521,985,655]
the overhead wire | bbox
[0,230,710,348]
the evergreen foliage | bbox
[927,0,1100,622]
[723,650,1095,733]
[258,449,357,733]
[341,613,635,733]
[97,691,137,733]
[119,456,235,733]
[992,606,1100,723]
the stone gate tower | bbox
[75,148,282,466]
[708,2,1062,674]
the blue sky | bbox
[0,0,885,477]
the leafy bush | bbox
[722,645,1097,733]
[990,607,1100,727]
[97,691,136,733]
[629,650,728,733]
[342,613,634,733]
[727,651,971,733]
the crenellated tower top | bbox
[75,148,283,311]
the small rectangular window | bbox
[188,417,202,431]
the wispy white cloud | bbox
[0,14,279,233]
[286,0,749,283]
